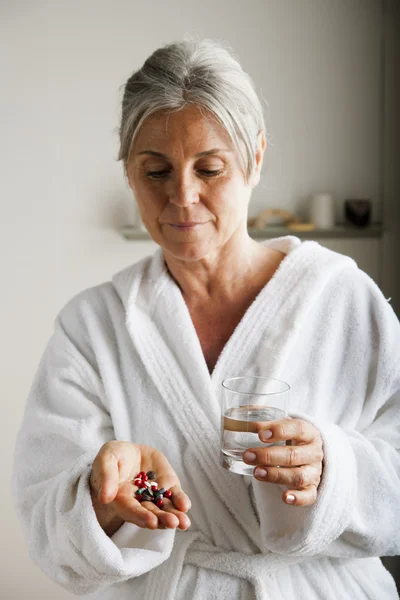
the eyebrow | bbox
[137,148,232,158]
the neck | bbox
[163,231,280,304]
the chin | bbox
[161,239,218,263]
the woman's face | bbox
[127,105,265,263]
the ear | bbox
[250,130,266,187]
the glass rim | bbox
[221,376,290,396]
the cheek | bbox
[216,179,250,215]
[133,184,164,217]
[136,201,162,226]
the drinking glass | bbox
[220,376,290,476]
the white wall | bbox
[2,1,393,598]
[382,0,400,317]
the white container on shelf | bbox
[309,192,336,228]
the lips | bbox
[169,222,206,227]
[163,221,209,232]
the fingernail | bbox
[286,494,295,503]
[255,468,267,478]
[260,430,272,441]
[244,451,257,462]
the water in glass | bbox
[221,405,285,475]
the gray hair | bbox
[118,37,266,182]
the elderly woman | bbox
[12,39,400,600]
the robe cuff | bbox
[62,455,175,594]
[253,411,357,556]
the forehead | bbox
[132,105,233,154]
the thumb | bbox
[96,454,120,505]
[97,443,141,503]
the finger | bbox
[130,475,191,529]
[141,501,181,529]
[253,465,321,489]
[161,500,191,531]
[112,491,159,529]
[168,485,192,513]
[153,478,192,513]
[258,418,320,445]
[143,448,192,511]
[283,484,318,506]
[243,442,323,468]
[116,480,188,530]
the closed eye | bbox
[146,169,222,180]
[199,169,222,177]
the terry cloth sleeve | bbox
[251,269,400,559]
[11,295,175,596]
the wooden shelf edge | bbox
[120,224,384,241]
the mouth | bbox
[165,222,208,231]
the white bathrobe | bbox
[11,237,400,599]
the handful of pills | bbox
[134,471,173,509]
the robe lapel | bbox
[212,239,357,387]
[124,251,262,550]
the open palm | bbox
[90,441,191,531]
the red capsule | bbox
[135,494,143,502]
[150,482,158,490]
[156,498,164,509]
[139,471,146,478]
[141,474,148,482]
[134,478,142,487]
[164,490,172,499]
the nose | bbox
[167,172,200,207]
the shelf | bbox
[248,224,383,239]
[120,224,384,241]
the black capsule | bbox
[146,471,156,480]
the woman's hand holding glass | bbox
[243,418,324,506]
[90,441,191,534]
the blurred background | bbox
[1,0,399,597]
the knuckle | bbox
[262,450,273,465]
[288,447,299,466]
[102,440,117,451]
[298,498,310,507]
[297,419,307,437]
[100,441,120,458]
[268,468,282,483]
[311,485,318,503]
[294,470,307,488]
[312,470,322,486]
[297,488,317,507]
[275,423,286,439]
[152,449,165,463]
